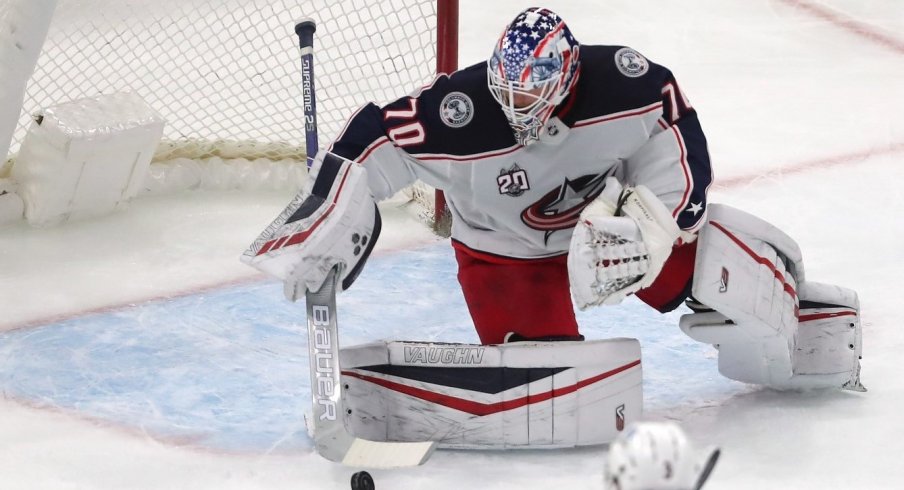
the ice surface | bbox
[2,0,903,488]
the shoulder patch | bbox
[440,91,474,128]
[614,47,649,78]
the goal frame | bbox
[433,0,457,232]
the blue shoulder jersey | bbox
[326,45,713,260]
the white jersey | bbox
[327,45,713,260]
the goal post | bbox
[0,0,456,227]
[433,0,457,234]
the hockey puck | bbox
[350,471,375,490]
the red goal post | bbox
[434,0,458,233]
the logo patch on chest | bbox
[497,164,530,197]
[521,170,614,243]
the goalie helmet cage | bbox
[0,0,456,228]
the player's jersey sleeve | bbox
[325,100,423,202]
[621,63,713,233]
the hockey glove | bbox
[241,152,380,300]
[568,177,681,309]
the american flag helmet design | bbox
[487,8,580,145]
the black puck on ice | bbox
[350,471,375,490]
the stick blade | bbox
[337,438,437,468]
[312,412,437,468]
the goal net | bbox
[0,0,449,220]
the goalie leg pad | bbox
[339,338,643,449]
[680,204,863,390]
[682,203,800,346]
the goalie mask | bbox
[487,7,580,146]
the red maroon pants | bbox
[453,240,697,345]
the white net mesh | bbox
[588,230,647,296]
[4,0,438,165]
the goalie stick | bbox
[296,19,437,468]
[305,267,436,467]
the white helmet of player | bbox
[487,7,580,146]
[603,422,721,490]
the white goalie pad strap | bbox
[568,178,681,309]
[240,152,379,298]
[339,339,643,449]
